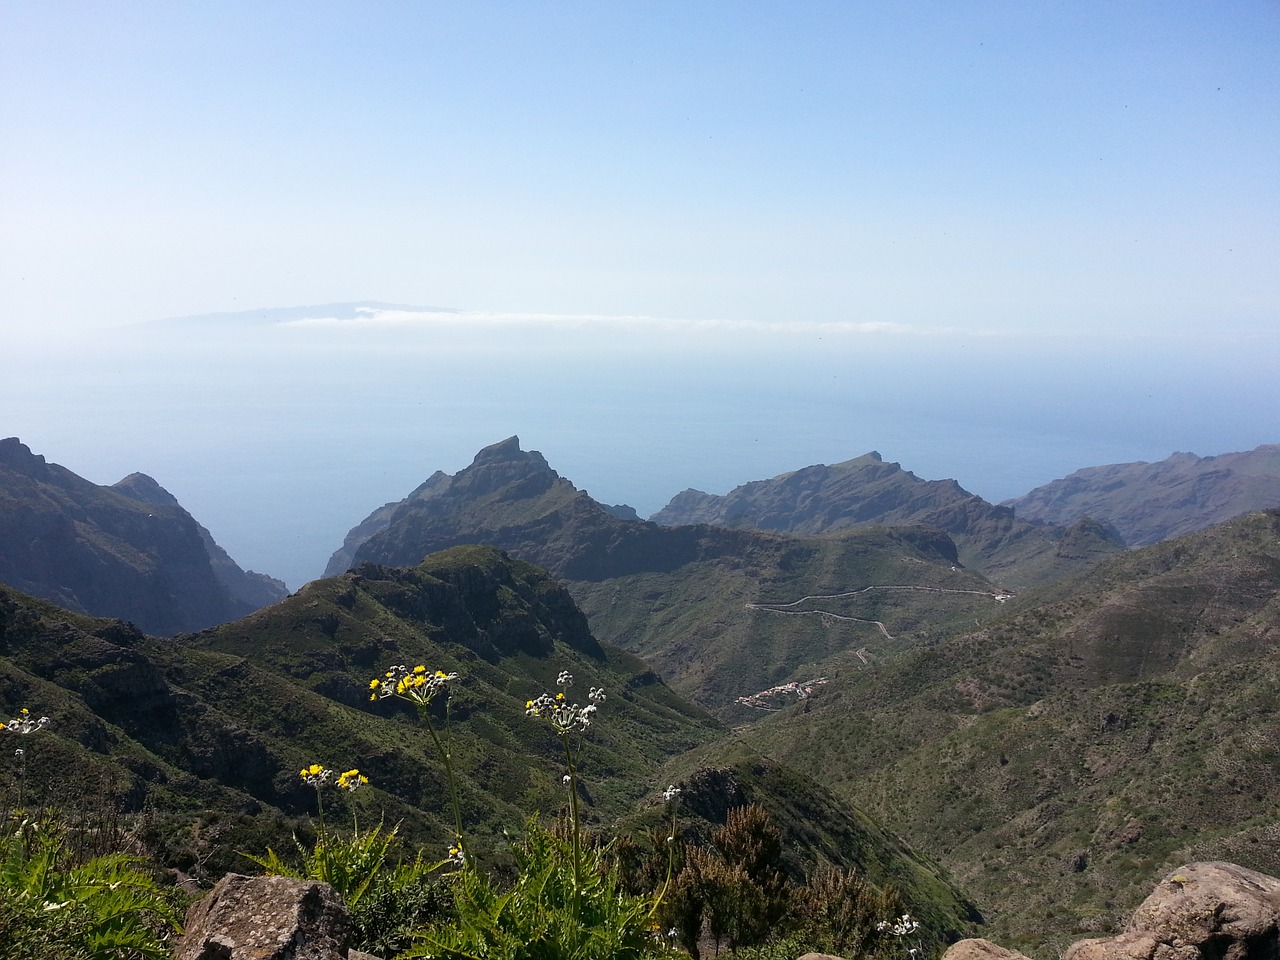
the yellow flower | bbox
[300,763,331,785]
[414,665,427,674]
[337,768,368,791]
[369,679,380,689]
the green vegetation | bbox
[739,510,1280,953]
[1,543,975,957]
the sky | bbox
[2,2,1278,589]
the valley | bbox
[1,435,1278,957]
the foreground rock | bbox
[1064,862,1280,960]
[175,873,357,960]
[941,939,1034,960]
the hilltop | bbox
[0,437,285,634]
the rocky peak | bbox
[470,435,550,471]
[0,437,48,477]
[451,436,560,499]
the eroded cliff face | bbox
[0,438,284,635]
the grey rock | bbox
[175,873,351,960]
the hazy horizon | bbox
[3,4,1277,587]
[4,301,1277,589]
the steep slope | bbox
[0,547,719,874]
[112,471,287,609]
[0,548,975,930]
[329,438,1015,713]
[739,509,1280,954]
[1003,444,1280,546]
[652,452,1122,588]
[0,437,284,634]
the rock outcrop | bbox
[934,862,1280,960]
[941,939,1035,960]
[175,873,357,960]
[1064,862,1280,960]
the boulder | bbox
[174,873,354,960]
[1064,862,1280,960]
[942,938,1035,960]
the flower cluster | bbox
[369,664,459,706]
[662,785,681,803]
[300,763,332,786]
[524,672,606,733]
[877,914,920,937]
[336,768,368,792]
[4,709,51,735]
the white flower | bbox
[879,914,920,937]
[5,710,51,735]
[663,784,681,802]
[556,670,573,688]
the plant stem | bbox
[422,703,465,855]
[561,730,582,912]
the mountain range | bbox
[2,432,1279,955]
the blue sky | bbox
[2,2,1278,588]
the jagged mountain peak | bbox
[649,450,1101,588]
[470,435,550,469]
[323,438,596,578]
[0,436,48,475]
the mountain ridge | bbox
[1003,444,1280,546]
[327,438,1031,713]
[0,437,286,634]
[650,449,1121,588]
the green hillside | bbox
[570,524,1008,715]
[0,547,719,877]
[737,509,1280,956]
[0,544,976,939]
